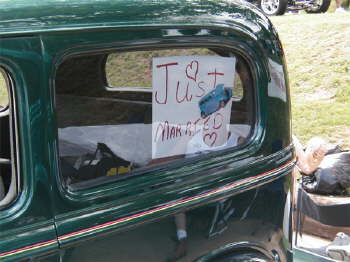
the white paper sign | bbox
[152,56,236,159]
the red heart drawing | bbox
[186,60,199,82]
[203,132,217,147]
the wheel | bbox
[213,251,273,262]
[258,0,288,15]
[306,0,331,13]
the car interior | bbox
[55,47,256,189]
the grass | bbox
[106,48,244,98]
[270,12,350,148]
[106,48,215,87]
[0,72,8,106]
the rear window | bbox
[55,47,255,188]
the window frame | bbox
[54,42,259,193]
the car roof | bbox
[0,0,272,37]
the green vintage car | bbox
[0,0,340,261]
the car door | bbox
[0,37,59,262]
[41,22,295,261]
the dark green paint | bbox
[0,0,297,261]
[0,37,59,261]
[0,0,271,36]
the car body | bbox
[0,0,309,261]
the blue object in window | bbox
[198,84,232,118]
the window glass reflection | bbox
[56,48,255,187]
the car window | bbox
[0,68,18,208]
[55,48,255,189]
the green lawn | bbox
[270,13,350,148]
[0,72,8,106]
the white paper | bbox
[152,56,236,159]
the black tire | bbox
[306,0,331,13]
[213,251,273,262]
[258,0,288,15]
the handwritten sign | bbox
[152,56,236,159]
